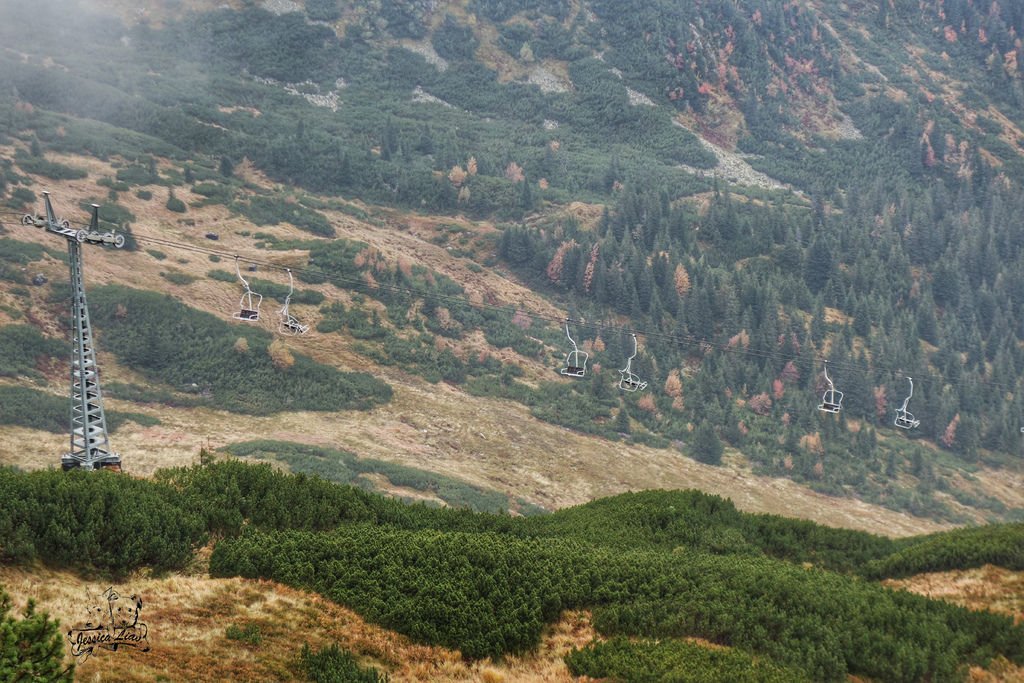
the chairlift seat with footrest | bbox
[894,377,921,430]
[560,319,588,378]
[619,333,647,392]
[232,256,263,323]
[817,360,844,414]
[278,268,309,335]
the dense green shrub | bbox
[586,551,1024,682]
[160,270,197,285]
[316,303,386,339]
[88,285,391,415]
[98,176,130,192]
[7,187,36,208]
[155,460,411,537]
[211,522,1024,679]
[691,421,724,465]
[300,643,388,683]
[565,637,810,683]
[165,190,187,213]
[14,151,88,180]
[0,468,206,573]
[224,623,262,645]
[233,196,334,237]
[0,324,64,378]
[191,181,233,204]
[78,200,134,226]
[2,459,1022,679]
[211,525,590,659]
[864,523,1024,579]
[0,588,73,682]
[104,381,206,409]
[115,164,159,186]
[0,239,63,285]
[184,465,1024,679]
[516,489,899,573]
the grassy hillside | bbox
[220,439,546,514]
[0,461,1022,681]
[88,285,392,415]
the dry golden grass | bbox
[0,566,597,683]
[3,561,1021,681]
[823,306,852,325]
[885,566,1024,625]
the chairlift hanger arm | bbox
[235,256,250,288]
[564,319,579,352]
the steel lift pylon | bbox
[24,192,125,471]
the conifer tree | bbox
[692,421,723,465]
[0,590,72,682]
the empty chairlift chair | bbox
[894,377,921,430]
[817,360,844,414]
[561,319,588,378]
[619,333,647,392]
[278,269,309,335]
[232,257,263,322]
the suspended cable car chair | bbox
[817,360,843,414]
[619,333,648,392]
[894,377,921,430]
[278,268,309,335]
[560,319,588,378]
[232,256,263,322]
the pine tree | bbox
[0,590,72,682]
[692,421,723,465]
[615,404,630,434]
[804,237,833,293]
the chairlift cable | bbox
[125,232,1024,396]
[13,215,1022,397]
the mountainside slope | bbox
[0,151,965,536]
[0,0,1023,531]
